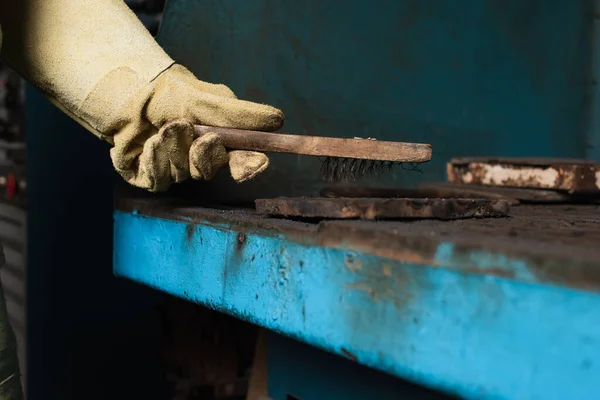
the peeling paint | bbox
[448,158,600,191]
[482,165,559,188]
[383,264,393,277]
[345,254,363,272]
[463,171,474,184]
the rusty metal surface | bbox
[447,157,600,191]
[115,195,317,244]
[321,183,600,206]
[320,186,424,199]
[254,197,510,220]
[419,182,600,204]
[450,157,598,166]
[316,205,600,292]
[114,203,600,400]
[116,192,600,293]
[321,184,521,205]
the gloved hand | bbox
[0,0,283,192]
[85,63,284,192]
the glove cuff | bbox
[75,60,176,140]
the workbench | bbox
[16,1,599,399]
[104,2,600,398]
[113,192,600,400]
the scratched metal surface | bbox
[155,0,596,204]
[114,197,600,400]
[116,196,600,293]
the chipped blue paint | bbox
[434,243,537,282]
[114,211,600,400]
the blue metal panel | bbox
[113,210,600,400]
[156,0,595,202]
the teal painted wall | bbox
[157,0,597,203]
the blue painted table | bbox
[113,194,600,400]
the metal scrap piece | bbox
[447,157,600,192]
[321,183,600,205]
[418,182,600,204]
[321,186,426,199]
[255,197,510,220]
[320,185,520,204]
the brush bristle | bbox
[319,157,422,182]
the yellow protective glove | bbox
[0,0,283,192]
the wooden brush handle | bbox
[194,125,432,163]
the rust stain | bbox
[236,232,246,252]
[345,255,363,272]
[345,282,376,298]
[344,262,418,311]
[340,206,356,218]
[460,266,516,279]
[373,248,437,266]
[340,347,358,362]
[383,263,392,277]
[185,224,195,244]
[257,197,508,220]
[116,195,318,248]
[448,157,600,192]
[341,258,423,343]
[364,206,377,220]
[318,223,442,267]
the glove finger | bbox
[189,132,230,180]
[229,150,270,183]
[191,81,238,99]
[169,64,238,98]
[146,65,282,130]
[187,93,285,132]
[136,119,194,192]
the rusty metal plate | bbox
[322,183,600,205]
[447,157,600,192]
[321,184,520,205]
[255,197,510,220]
[419,182,600,204]
[320,186,425,199]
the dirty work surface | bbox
[116,195,600,293]
[321,185,519,204]
[321,184,600,205]
[255,197,510,220]
[447,157,600,192]
[417,182,600,204]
